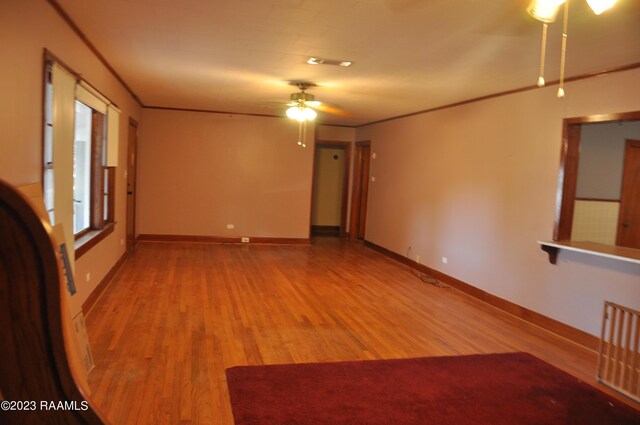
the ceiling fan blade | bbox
[314,103,352,118]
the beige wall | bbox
[316,125,356,142]
[357,68,640,337]
[312,148,345,226]
[137,109,314,239]
[0,0,142,312]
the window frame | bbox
[43,53,118,259]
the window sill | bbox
[75,222,115,259]
[538,240,640,265]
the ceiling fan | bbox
[283,81,349,121]
[281,81,350,147]
[285,82,320,122]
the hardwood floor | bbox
[85,237,637,424]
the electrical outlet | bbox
[416,255,420,264]
[86,273,91,282]
[227,224,235,229]
[120,238,124,246]
[441,257,448,264]
[241,237,250,243]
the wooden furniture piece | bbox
[0,179,106,424]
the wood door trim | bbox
[126,120,138,255]
[616,139,640,247]
[350,141,371,240]
[314,140,352,238]
[554,110,640,242]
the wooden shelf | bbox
[538,240,640,265]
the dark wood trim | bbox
[144,105,282,119]
[82,252,127,317]
[129,116,139,127]
[104,166,116,223]
[313,140,352,238]
[540,244,559,265]
[45,0,143,106]
[75,222,115,259]
[359,62,640,128]
[90,110,106,230]
[554,110,640,241]
[311,225,341,236]
[575,197,620,203]
[137,234,311,245]
[562,110,640,125]
[317,123,357,129]
[350,141,371,240]
[143,106,357,127]
[364,240,599,351]
[617,139,640,248]
[555,123,581,241]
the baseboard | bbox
[311,225,340,236]
[82,252,127,317]
[364,240,600,351]
[137,234,311,245]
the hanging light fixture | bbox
[527,0,566,23]
[527,0,618,96]
[286,104,317,122]
[286,84,318,147]
[585,0,617,15]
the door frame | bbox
[350,140,371,240]
[126,118,138,255]
[616,139,640,247]
[311,140,352,238]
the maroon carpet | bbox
[226,352,640,425]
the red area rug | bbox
[226,352,639,424]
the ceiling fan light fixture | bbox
[286,105,303,121]
[527,0,566,22]
[586,0,617,15]
[303,106,317,121]
[286,105,316,122]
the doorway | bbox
[617,139,640,248]
[311,141,351,238]
[350,141,371,240]
[126,118,138,254]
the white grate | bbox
[596,301,640,403]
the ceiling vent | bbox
[307,57,353,67]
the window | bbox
[43,57,119,258]
[43,65,54,224]
[72,100,111,236]
[73,101,94,234]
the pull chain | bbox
[537,23,549,87]
[557,0,569,98]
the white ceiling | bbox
[55,0,640,126]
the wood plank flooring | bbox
[85,237,638,424]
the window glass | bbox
[73,101,93,234]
